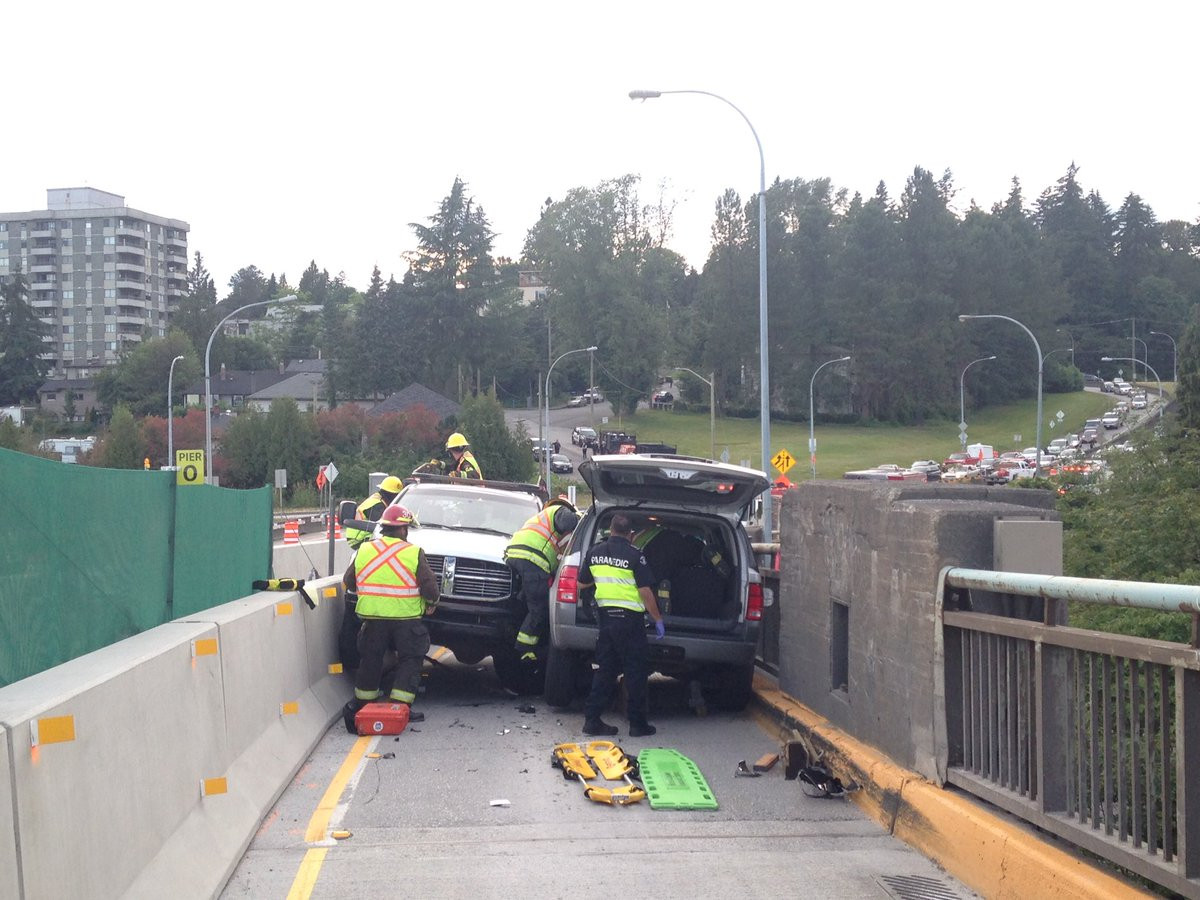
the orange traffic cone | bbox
[284,520,300,545]
[334,518,343,539]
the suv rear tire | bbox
[545,645,590,708]
[709,661,756,711]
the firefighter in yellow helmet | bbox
[344,475,405,549]
[445,432,483,479]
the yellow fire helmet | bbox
[445,432,470,450]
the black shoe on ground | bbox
[582,719,619,736]
[407,708,425,723]
[628,722,657,737]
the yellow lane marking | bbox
[285,848,328,900]
[304,735,371,843]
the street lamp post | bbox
[809,356,850,479]
[630,87,772,536]
[959,355,996,452]
[545,345,597,489]
[1132,337,1149,383]
[1055,328,1076,367]
[675,366,715,459]
[1102,357,1164,419]
[167,354,184,467]
[205,294,297,483]
[959,314,1044,477]
[1149,331,1178,383]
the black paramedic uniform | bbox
[580,532,657,728]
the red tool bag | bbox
[354,702,410,736]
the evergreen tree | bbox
[171,252,218,359]
[98,405,144,469]
[0,267,51,405]
[455,390,533,483]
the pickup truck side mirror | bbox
[337,499,358,525]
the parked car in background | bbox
[571,425,597,447]
[651,390,674,406]
[531,438,548,458]
[909,460,942,480]
[1131,395,1147,410]
[1102,381,1115,393]
[1080,428,1099,448]
[1101,412,1121,429]
[549,453,573,474]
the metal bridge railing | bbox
[938,567,1200,898]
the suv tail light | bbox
[746,581,763,621]
[556,565,579,604]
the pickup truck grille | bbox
[425,555,512,601]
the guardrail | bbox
[937,567,1200,898]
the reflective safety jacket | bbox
[586,537,647,613]
[354,537,424,619]
[632,525,662,550]
[345,493,385,549]
[504,509,567,575]
[450,450,483,479]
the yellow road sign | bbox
[176,449,205,486]
[771,449,795,475]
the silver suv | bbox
[545,454,770,711]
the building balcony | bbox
[116,278,147,291]
[116,226,146,240]
[31,228,55,238]
[116,315,144,326]
[166,251,188,266]
[166,235,186,249]
[115,243,146,257]
[30,245,57,256]
[31,263,56,274]
[166,286,184,297]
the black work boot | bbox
[582,719,619,736]
[343,699,365,734]
[628,721,657,738]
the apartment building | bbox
[0,188,189,380]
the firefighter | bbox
[504,499,579,663]
[344,475,404,549]
[339,474,404,670]
[341,504,439,732]
[445,432,483,479]
[579,513,663,737]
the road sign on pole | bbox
[771,449,795,475]
[176,449,204,486]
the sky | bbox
[4,1,1198,295]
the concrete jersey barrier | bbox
[0,576,349,900]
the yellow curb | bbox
[753,678,1150,899]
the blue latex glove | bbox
[654,620,665,640]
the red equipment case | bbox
[354,701,410,735]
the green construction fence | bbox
[0,447,273,687]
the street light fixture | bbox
[630,87,772,536]
[545,345,597,488]
[1102,357,1164,419]
[958,355,996,452]
[675,366,715,460]
[205,294,297,483]
[167,354,185,467]
[809,356,851,478]
[959,314,1044,477]
[1149,331,1178,383]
